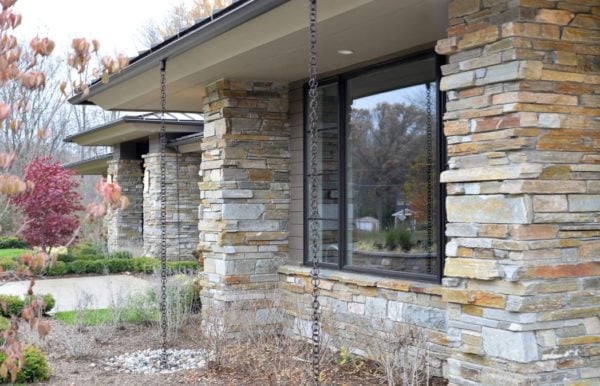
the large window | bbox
[304,52,444,281]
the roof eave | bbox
[68,0,289,106]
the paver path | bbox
[0,274,153,313]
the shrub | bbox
[131,257,159,273]
[0,258,18,272]
[396,228,413,252]
[384,230,397,250]
[167,261,199,274]
[69,242,105,260]
[73,253,102,261]
[67,260,90,274]
[105,258,133,273]
[0,316,9,331]
[46,261,68,276]
[24,294,56,315]
[384,228,413,252]
[86,260,105,274]
[0,295,24,317]
[0,345,51,383]
[56,253,76,263]
[0,237,27,249]
[110,251,132,259]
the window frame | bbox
[303,50,446,283]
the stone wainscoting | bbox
[278,265,450,378]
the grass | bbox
[54,308,158,327]
[0,248,31,259]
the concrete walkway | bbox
[0,274,154,313]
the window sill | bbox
[278,264,443,296]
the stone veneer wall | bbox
[105,159,144,255]
[436,0,599,384]
[142,152,201,260]
[280,80,451,378]
[279,266,450,377]
[198,79,290,330]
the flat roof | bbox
[64,113,203,146]
[63,153,113,175]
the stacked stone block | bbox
[142,153,201,260]
[279,266,450,378]
[105,159,144,255]
[436,0,599,384]
[198,79,290,330]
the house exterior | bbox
[67,1,600,384]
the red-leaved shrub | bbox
[11,157,83,253]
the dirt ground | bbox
[18,315,447,385]
[19,317,369,385]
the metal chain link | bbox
[159,59,169,369]
[425,83,433,274]
[307,0,321,384]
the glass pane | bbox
[345,57,439,275]
[306,83,340,264]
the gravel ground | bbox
[21,317,205,385]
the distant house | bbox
[392,207,416,230]
[65,1,600,384]
[355,216,380,232]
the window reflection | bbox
[306,83,339,264]
[346,59,439,274]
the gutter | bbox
[69,0,290,106]
[169,132,204,147]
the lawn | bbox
[53,308,158,327]
[0,248,31,259]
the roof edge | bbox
[63,153,113,169]
[68,0,290,106]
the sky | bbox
[13,0,193,58]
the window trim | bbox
[303,50,446,283]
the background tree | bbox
[10,157,83,253]
[349,102,427,228]
[137,0,234,49]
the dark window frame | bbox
[303,50,446,283]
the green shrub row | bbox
[0,345,50,383]
[46,258,199,276]
[0,294,55,318]
[0,236,28,249]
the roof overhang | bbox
[63,154,112,176]
[70,0,449,112]
[65,119,202,146]
[169,133,203,153]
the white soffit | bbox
[89,0,449,111]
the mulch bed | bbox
[19,316,446,385]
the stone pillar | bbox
[436,0,599,384]
[142,150,201,260]
[199,79,290,332]
[105,159,144,256]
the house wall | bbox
[105,159,144,256]
[198,79,291,332]
[142,150,201,260]
[287,83,305,265]
[436,0,599,384]
[280,82,450,378]
[279,1,599,385]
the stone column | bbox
[105,159,144,256]
[199,79,290,332]
[436,0,599,384]
[142,150,201,260]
